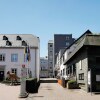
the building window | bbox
[16,36,22,40]
[49,56,53,59]
[61,70,62,76]
[50,61,52,64]
[66,36,69,40]
[50,51,52,53]
[6,41,12,46]
[66,68,68,75]
[11,54,18,62]
[96,75,100,82]
[11,68,17,75]
[62,55,64,62]
[73,64,76,75]
[0,54,5,61]
[50,67,52,69]
[41,67,42,71]
[63,69,65,75]
[3,35,8,40]
[68,69,70,75]
[22,40,27,46]
[66,42,69,46]
[50,45,52,47]
[43,66,45,69]
[70,66,72,74]
[79,60,82,70]
[79,73,84,80]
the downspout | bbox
[35,48,37,78]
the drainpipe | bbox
[35,48,37,78]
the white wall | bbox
[0,48,39,79]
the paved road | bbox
[0,82,100,100]
[0,83,24,100]
[27,83,100,100]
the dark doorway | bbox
[91,69,100,92]
[0,71,4,81]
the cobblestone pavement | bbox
[0,82,100,100]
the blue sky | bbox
[0,0,100,57]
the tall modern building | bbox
[54,34,75,76]
[40,57,48,78]
[54,34,75,63]
[48,40,54,77]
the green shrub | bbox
[67,80,79,89]
[68,80,77,84]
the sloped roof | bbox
[64,33,100,65]
[84,35,100,46]
[0,34,39,47]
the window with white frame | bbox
[0,54,5,61]
[79,73,84,80]
[11,68,17,75]
[11,54,18,62]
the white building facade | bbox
[55,49,67,79]
[40,57,48,78]
[0,34,40,81]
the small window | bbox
[49,56,53,59]
[96,75,100,82]
[66,42,69,46]
[50,67,52,69]
[66,36,69,40]
[62,55,64,62]
[41,67,42,70]
[0,54,5,62]
[11,54,18,62]
[3,36,8,40]
[50,45,52,47]
[11,68,17,75]
[22,40,27,46]
[6,41,12,46]
[63,69,65,75]
[50,61,52,64]
[16,36,22,40]
[61,70,62,76]
[68,68,70,74]
[66,68,67,75]
[79,73,84,80]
